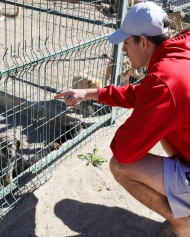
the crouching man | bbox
[54,1,190,236]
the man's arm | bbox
[54,88,98,107]
[110,76,176,164]
[98,84,140,108]
[54,83,141,108]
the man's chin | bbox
[131,64,137,69]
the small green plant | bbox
[77,146,108,171]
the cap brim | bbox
[108,28,130,44]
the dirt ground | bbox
[0,110,169,237]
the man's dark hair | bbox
[132,15,171,47]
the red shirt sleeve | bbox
[98,84,140,108]
[99,75,177,164]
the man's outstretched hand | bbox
[54,88,99,107]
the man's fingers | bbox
[54,92,66,99]
[54,91,81,108]
[54,90,72,99]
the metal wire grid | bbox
[0,42,114,145]
[0,0,121,217]
[0,42,116,218]
[0,0,116,70]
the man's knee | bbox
[109,156,131,183]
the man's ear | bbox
[140,35,148,51]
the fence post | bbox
[110,0,128,124]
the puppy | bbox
[0,138,21,187]
[96,3,116,14]
[169,10,185,33]
[122,66,140,85]
[96,0,136,14]
[72,71,103,114]
[72,71,102,89]
[103,54,140,85]
[12,141,61,179]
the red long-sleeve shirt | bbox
[98,28,190,164]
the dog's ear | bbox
[96,5,101,11]
[110,5,116,14]
[16,140,20,151]
[87,80,92,88]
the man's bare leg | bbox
[109,154,190,236]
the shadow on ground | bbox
[0,193,38,237]
[0,195,168,237]
[54,198,167,237]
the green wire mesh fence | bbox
[0,0,189,218]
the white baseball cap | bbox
[108,1,168,44]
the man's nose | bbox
[122,45,127,53]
